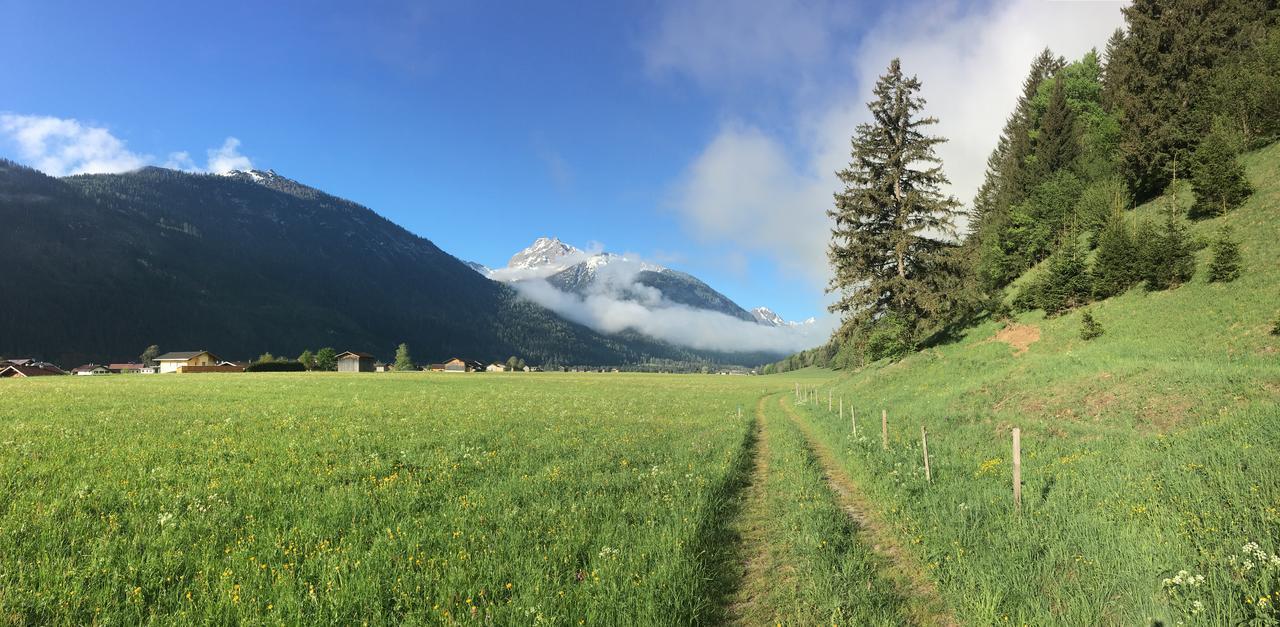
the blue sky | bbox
[0,0,1125,326]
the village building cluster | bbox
[0,350,542,377]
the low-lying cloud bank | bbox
[0,112,251,176]
[506,255,835,355]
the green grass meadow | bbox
[0,372,771,624]
[2,146,1279,626]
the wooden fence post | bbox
[1012,427,1022,513]
[921,426,932,483]
[828,390,832,412]
[852,408,857,437]
[881,409,888,450]
[839,397,843,421]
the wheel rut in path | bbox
[724,395,779,623]
[779,396,959,627]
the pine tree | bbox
[1092,210,1139,298]
[1080,310,1105,340]
[1142,208,1196,290]
[971,50,1067,291]
[1032,75,1079,178]
[1038,238,1092,316]
[1207,226,1242,282]
[1190,122,1252,218]
[393,343,414,371]
[828,58,961,345]
[140,344,160,367]
[1104,0,1276,201]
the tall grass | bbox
[0,372,767,624]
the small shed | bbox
[486,363,507,372]
[336,351,376,372]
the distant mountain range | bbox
[0,161,783,366]
[470,236,813,328]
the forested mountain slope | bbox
[0,163,768,366]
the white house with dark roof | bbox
[155,351,218,374]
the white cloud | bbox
[664,0,1126,283]
[164,150,199,171]
[205,137,253,174]
[643,0,853,89]
[0,113,150,176]
[0,112,254,176]
[673,123,830,283]
[508,255,836,354]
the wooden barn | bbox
[336,351,376,372]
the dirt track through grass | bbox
[779,396,958,627]
[725,396,778,623]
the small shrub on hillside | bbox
[1207,226,1242,282]
[1080,310,1104,340]
[1038,239,1093,316]
[1271,315,1280,336]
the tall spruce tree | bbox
[1190,122,1252,218]
[1092,210,1139,298]
[1037,238,1092,316]
[828,58,961,344]
[1032,75,1079,178]
[1207,226,1242,282]
[1142,207,1196,290]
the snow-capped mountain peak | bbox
[507,236,582,271]
[751,306,786,326]
[223,168,280,182]
[751,306,813,327]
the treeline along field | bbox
[0,372,773,624]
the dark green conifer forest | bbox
[766,0,1277,374]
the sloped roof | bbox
[1,364,66,377]
[155,351,212,361]
[336,351,375,359]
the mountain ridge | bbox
[0,161,776,366]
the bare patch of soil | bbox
[993,323,1041,356]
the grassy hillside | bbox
[789,142,1280,624]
